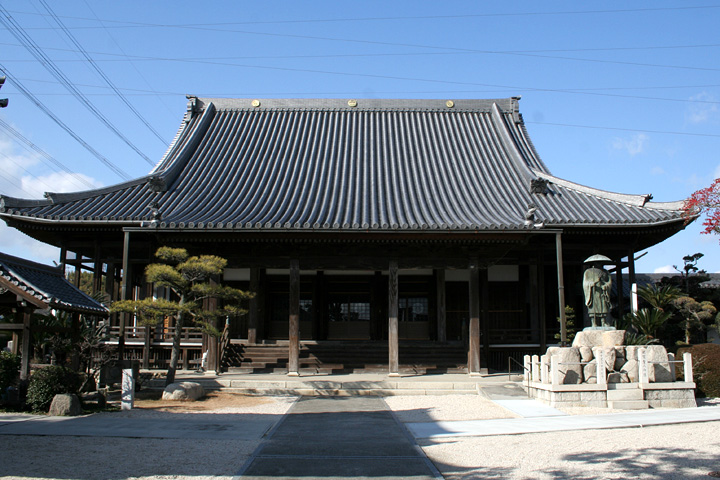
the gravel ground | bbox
[1,394,718,479]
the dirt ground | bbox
[131,390,274,412]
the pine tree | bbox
[111,247,252,385]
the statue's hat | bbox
[584,254,612,264]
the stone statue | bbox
[583,255,613,328]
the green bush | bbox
[0,351,21,393]
[26,365,82,412]
[677,343,720,398]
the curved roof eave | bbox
[533,170,685,211]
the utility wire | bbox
[39,0,168,144]
[0,66,131,180]
[0,5,154,165]
[7,5,720,28]
[526,121,720,138]
[0,150,55,197]
[82,0,177,122]
[0,117,97,189]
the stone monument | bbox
[583,254,613,328]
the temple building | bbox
[0,97,688,373]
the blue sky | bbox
[0,1,719,274]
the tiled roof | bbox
[0,252,107,315]
[0,97,685,232]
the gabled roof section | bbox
[0,97,686,232]
[0,252,107,315]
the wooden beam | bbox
[0,323,24,331]
[388,260,399,376]
[436,269,446,342]
[0,276,48,310]
[468,260,481,375]
[288,259,300,376]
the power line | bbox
[526,121,720,139]
[81,0,177,122]
[4,8,719,75]
[0,5,155,165]
[0,66,131,181]
[0,116,97,189]
[39,0,168,145]
[0,150,56,197]
[6,5,720,28]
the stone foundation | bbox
[526,382,697,409]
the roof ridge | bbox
[195,97,520,113]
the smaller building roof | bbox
[0,252,107,315]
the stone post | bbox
[638,348,649,384]
[121,368,135,410]
[683,352,693,383]
[541,356,549,384]
[523,355,531,382]
[668,352,676,379]
[551,355,559,386]
[531,355,540,382]
[597,349,607,386]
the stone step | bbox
[146,378,481,396]
[607,399,649,410]
[607,389,644,401]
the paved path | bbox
[236,396,442,479]
[408,404,720,439]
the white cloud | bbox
[686,91,719,124]
[20,172,102,199]
[651,166,665,176]
[611,133,648,156]
[0,222,59,264]
[653,265,676,274]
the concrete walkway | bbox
[236,396,442,479]
[408,404,720,439]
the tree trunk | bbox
[165,310,185,386]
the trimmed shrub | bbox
[677,343,720,398]
[26,366,82,412]
[0,351,21,393]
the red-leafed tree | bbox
[684,178,720,237]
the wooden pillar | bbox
[73,259,82,288]
[538,253,547,352]
[20,308,32,381]
[288,259,300,376]
[436,269,447,342]
[105,263,116,300]
[248,267,260,344]
[119,231,131,359]
[315,271,325,340]
[206,280,219,373]
[468,260,481,375]
[11,331,19,355]
[388,260,399,376]
[628,249,638,314]
[480,267,490,368]
[616,258,625,321]
[92,244,102,295]
[59,246,67,276]
[70,312,80,371]
[555,232,567,345]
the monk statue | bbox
[583,255,613,328]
